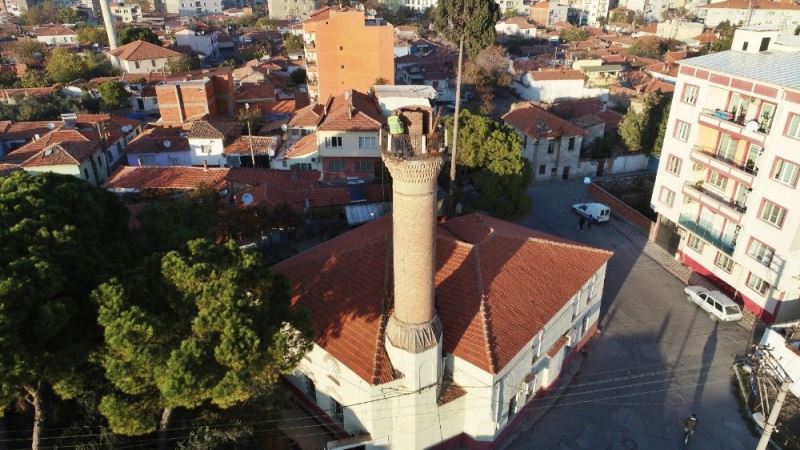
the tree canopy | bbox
[118,27,161,45]
[431,0,500,56]
[0,92,81,121]
[618,93,671,154]
[627,36,680,59]
[559,28,589,43]
[94,239,311,443]
[77,26,109,46]
[0,171,130,450]
[98,80,131,111]
[46,48,117,84]
[18,1,80,25]
[446,110,532,219]
[166,54,202,74]
[282,33,304,53]
[9,39,48,64]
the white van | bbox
[684,286,743,322]
[571,202,611,223]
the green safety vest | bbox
[388,116,404,135]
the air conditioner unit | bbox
[565,329,577,346]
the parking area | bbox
[504,180,758,450]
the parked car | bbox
[571,202,611,223]
[684,286,743,322]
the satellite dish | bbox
[745,120,759,133]
[163,139,172,148]
[281,124,288,131]
[47,122,55,130]
[241,192,254,206]
[121,124,132,132]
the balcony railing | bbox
[381,131,446,159]
[692,145,759,175]
[701,108,746,126]
[678,213,737,255]
[684,182,747,214]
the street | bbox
[505,180,759,450]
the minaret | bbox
[98,0,119,49]
[382,116,444,449]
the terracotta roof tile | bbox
[438,379,467,406]
[3,129,94,164]
[317,90,384,132]
[226,166,320,187]
[273,213,612,383]
[236,83,276,101]
[223,136,280,155]
[126,125,190,154]
[108,40,181,61]
[503,103,587,139]
[283,133,317,158]
[528,69,585,81]
[188,120,240,140]
[546,335,569,357]
[34,26,77,36]
[0,87,55,98]
[288,104,325,128]
[21,141,101,167]
[105,166,229,191]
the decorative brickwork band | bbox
[385,314,443,353]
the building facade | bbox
[650,28,800,323]
[699,0,800,33]
[107,40,181,74]
[303,6,394,103]
[154,68,235,123]
[109,2,143,22]
[267,0,317,19]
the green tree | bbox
[445,110,531,219]
[98,80,130,111]
[118,27,161,45]
[59,6,81,23]
[627,36,677,59]
[282,33,304,53]
[46,47,87,83]
[94,239,312,448]
[238,105,264,134]
[559,27,589,43]
[0,171,130,450]
[432,0,500,212]
[619,93,671,154]
[289,68,307,85]
[653,100,671,156]
[18,1,62,25]
[77,26,109,46]
[1,93,81,121]
[0,71,18,88]
[21,68,53,88]
[166,54,202,74]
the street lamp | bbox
[245,102,256,167]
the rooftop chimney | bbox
[98,0,119,49]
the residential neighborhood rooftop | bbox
[681,50,800,90]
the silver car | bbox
[684,286,743,322]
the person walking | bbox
[578,216,586,231]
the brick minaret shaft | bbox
[383,149,444,353]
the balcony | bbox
[698,108,766,145]
[381,131,446,159]
[678,213,737,255]
[305,40,315,49]
[683,181,747,215]
[690,145,758,185]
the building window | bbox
[547,140,555,154]
[714,252,733,273]
[760,199,787,228]
[773,159,799,187]
[139,154,156,165]
[787,114,800,139]
[567,137,575,150]
[666,155,682,175]
[358,136,376,148]
[660,187,675,207]
[717,133,738,161]
[325,136,342,148]
[747,239,774,266]
[538,164,546,175]
[290,163,312,171]
[687,234,704,253]
[167,156,181,165]
[707,170,728,190]
[674,120,690,142]
[305,377,316,400]
[328,160,345,172]
[83,168,90,179]
[200,145,212,154]
[355,160,372,172]
[746,273,770,296]
[682,84,699,105]
[331,398,344,423]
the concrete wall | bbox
[36,34,77,45]
[127,150,192,166]
[317,130,381,159]
[514,76,608,104]
[189,137,226,166]
[268,0,317,20]
[110,55,175,74]
[590,182,654,233]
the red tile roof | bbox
[503,103,587,139]
[288,104,325,128]
[34,26,77,36]
[105,166,229,191]
[694,31,719,43]
[21,141,101,167]
[528,69,585,81]
[546,335,569,357]
[223,135,280,155]
[126,125,190,154]
[317,90,384,132]
[272,213,612,383]
[549,99,623,130]
[108,40,181,61]
[188,120,240,140]
[236,83,276,101]
[0,87,55,99]
[3,129,95,164]
[284,133,317,158]
[226,166,320,187]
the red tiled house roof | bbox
[223,136,280,155]
[21,141,101,167]
[3,129,96,164]
[528,69,585,81]
[317,90,384,132]
[272,213,612,383]
[503,103,587,139]
[126,125,191,154]
[108,40,181,61]
[105,166,229,191]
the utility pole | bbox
[245,102,256,166]
[756,379,791,450]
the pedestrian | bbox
[578,216,586,231]
[587,217,592,229]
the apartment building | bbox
[154,67,235,123]
[267,0,317,20]
[302,5,394,103]
[109,2,143,22]
[650,28,800,323]
[107,40,181,74]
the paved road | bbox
[506,180,759,450]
